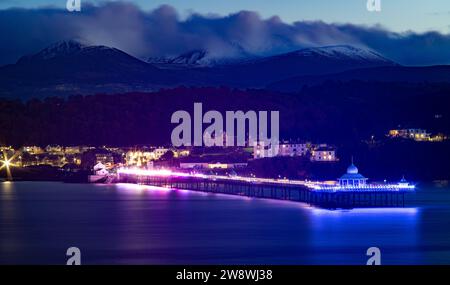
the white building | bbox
[22,146,43,155]
[45,145,63,154]
[388,128,431,141]
[253,141,319,160]
[253,142,309,159]
[253,142,279,159]
[93,162,109,175]
[278,143,309,157]
[126,147,170,167]
[310,146,338,162]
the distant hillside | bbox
[0,40,182,98]
[0,41,398,98]
[268,65,450,92]
[189,45,396,87]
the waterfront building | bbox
[126,150,153,167]
[172,148,190,158]
[154,148,169,159]
[253,141,310,159]
[388,128,431,141]
[93,162,109,175]
[0,146,13,152]
[64,146,81,155]
[41,155,66,167]
[388,128,448,142]
[278,142,309,157]
[22,146,44,155]
[253,142,273,159]
[95,153,114,168]
[310,145,338,162]
[125,147,169,167]
[338,162,368,187]
[45,145,63,154]
[429,133,447,142]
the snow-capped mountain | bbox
[147,49,209,67]
[147,49,258,68]
[253,45,395,67]
[8,41,446,99]
[1,40,181,98]
[16,40,116,63]
[287,45,394,64]
[200,44,397,87]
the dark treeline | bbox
[0,81,449,147]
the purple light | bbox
[117,167,415,192]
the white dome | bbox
[347,163,359,174]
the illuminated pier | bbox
[116,165,415,209]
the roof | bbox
[339,173,367,180]
[314,147,335,151]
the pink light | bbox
[117,167,415,192]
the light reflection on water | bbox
[0,181,449,264]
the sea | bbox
[1,181,450,265]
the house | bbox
[45,145,63,154]
[253,141,309,159]
[22,146,44,155]
[154,148,169,159]
[278,142,309,157]
[310,146,338,162]
[93,162,109,175]
[95,153,114,167]
[388,129,431,141]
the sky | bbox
[0,0,449,66]
[1,0,449,33]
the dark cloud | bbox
[0,2,450,66]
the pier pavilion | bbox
[338,162,368,188]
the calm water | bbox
[1,181,450,265]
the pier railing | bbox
[116,169,414,209]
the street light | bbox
[1,150,20,181]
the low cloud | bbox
[0,2,450,65]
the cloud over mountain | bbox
[0,2,450,66]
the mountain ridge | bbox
[3,40,448,99]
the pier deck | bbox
[117,171,413,209]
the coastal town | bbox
[1,127,447,184]
[1,140,338,173]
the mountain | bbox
[148,49,209,67]
[289,45,394,64]
[4,41,444,99]
[0,40,181,98]
[268,65,450,92]
[147,49,257,69]
[196,45,397,87]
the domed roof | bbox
[347,163,359,174]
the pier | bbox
[116,169,414,209]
